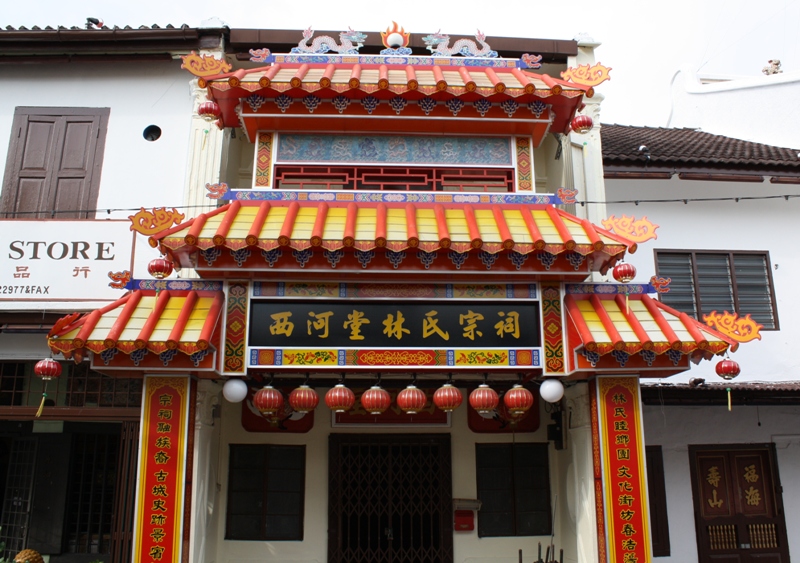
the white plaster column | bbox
[184,81,227,216]
[188,380,222,563]
[565,383,600,563]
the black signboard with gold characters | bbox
[249,301,540,348]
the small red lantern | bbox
[325,384,355,413]
[34,359,62,418]
[715,359,741,381]
[571,114,593,134]
[361,386,391,415]
[198,101,221,121]
[253,385,284,416]
[433,383,463,412]
[469,384,499,414]
[397,385,427,414]
[289,384,319,413]
[147,257,174,280]
[503,384,534,417]
[612,262,637,283]
[34,359,62,381]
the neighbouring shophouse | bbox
[602,124,800,562]
[3,22,746,563]
[0,22,228,563]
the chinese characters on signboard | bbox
[249,301,540,348]
[134,376,190,563]
[597,376,652,563]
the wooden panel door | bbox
[689,445,790,563]
[2,108,109,219]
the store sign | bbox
[249,301,540,348]
[133,376,191,563]
[1,220,135,308]
[596,376,652,563]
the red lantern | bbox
[433,383,463,412]
[198,101,221,121]
[397,385,427,414]
[253,385,284,416]
[147,257,174,280]
[34,359,62,381]
[571,114,593,134]
[612,262,636,283]
[288,385,319,413]
[715,359,741,380]
[325,384,355,413]
[361,386,391,415]
[504,384,534,417]
[469,384,499,414]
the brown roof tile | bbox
[601,124,800,177]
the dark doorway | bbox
[689,445,790,562]
[328,434,453,563]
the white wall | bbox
[210,387,569,563]
[1,60,195,217]
[643,403,800,562]
[669,69,800,148]
[606,176,800,384]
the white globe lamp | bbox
[222,378,249,403]
[540,379,565,403]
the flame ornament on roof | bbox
[561,63,612,87]
[380,22,412,55]
[180,51,232,78]
[703,311,763,344]
[291,27,367,54]
[128,207,186,236]
[422,29,498,58]
[601,215,659,243]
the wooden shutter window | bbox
[1,107,109,219]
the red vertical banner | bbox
[133,376,191,563]
[596,376,652,563]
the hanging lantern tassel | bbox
[36,385,48,418]
[727,387,732,412]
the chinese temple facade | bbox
[1,24,747,563]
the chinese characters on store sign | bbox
[134,377,189,563]
[249,301,540,348]
[598,377,652,563]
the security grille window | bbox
[475,443,551,537]
[1,107,109,219]
[226,444,305,541]
[655,251,778,330]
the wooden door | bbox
[689,445,790,563]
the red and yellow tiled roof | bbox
[150,200,636,257]
[565,293,737,357]
[48,289,224,358]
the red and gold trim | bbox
[595,376,651,563]
[133,375,191,563]
[223,281,249,374]
[255,132,273,188]
[541,282,565,374]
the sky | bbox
[4,0,800,126]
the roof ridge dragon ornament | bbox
[422,29,498,58]
[291,27,367,54]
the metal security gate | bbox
[328,434,453,563]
